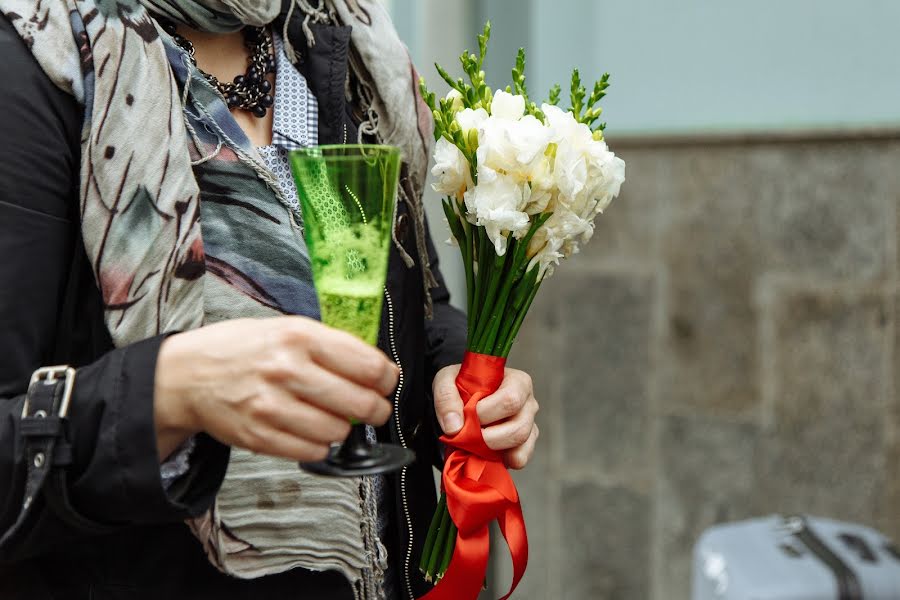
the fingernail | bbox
[443,412,463,434]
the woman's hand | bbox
[433,365,540,469]
[153,317,399,462]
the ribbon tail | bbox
[497,504,529,600]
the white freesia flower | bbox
[553,141,589,201]
[455,107,489,133]
[491,90,526,121]
[526,225,562,279]
[463,168,530,256]
[431,137,473,197]
[542,104,596,201]
[522,182,553,216]
[476,115,553,181]
[521,155,556,214]
[509,115,555,169]
[543,104,593,147]
[586,142,626,213]
[527,208,593,278]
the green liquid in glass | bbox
[317,291,384,346]
[305,222,389,344]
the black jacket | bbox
[0,13,466,600]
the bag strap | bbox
[0,366,115,553]
[0,368,74,550]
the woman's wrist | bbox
[154,334,201,461]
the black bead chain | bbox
[159,19,276,118]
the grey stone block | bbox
[756,289,889,521]
[754,142,893,282]
[879,439,900,544]
[561,482,650,600]
[659,146,761,417]
[894,292,900,439]
[558,272,655,484]
[655,415,759,600]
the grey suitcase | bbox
[692,515,900,600]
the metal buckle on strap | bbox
[22,366,76,419]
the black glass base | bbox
[301,442,415,477]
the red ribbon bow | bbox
[419,351,528,600]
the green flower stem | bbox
[492,282,530,355]
[463,246,475,329]
[460,208,476,319]
[426,500,452,580]
[492,263,540,355]
[477,249,526,354]
[480,215,546,355]
[437,520,458,580]
[482,215,551,355]
[473,247,512,352]
[493,272,536,356]
[471,229,489,340]
[500,279,542,357]
[473,238,515,351]
[419,493,447,575]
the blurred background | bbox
[385,1,900,598]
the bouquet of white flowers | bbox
[417,23,625,600]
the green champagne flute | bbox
[289,144,415,477]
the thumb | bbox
[433,364,464,435]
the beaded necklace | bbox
[160,20,276,118]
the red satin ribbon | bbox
[419,352,528,600]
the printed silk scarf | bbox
[2,0,435,598]
[2,0,434,348]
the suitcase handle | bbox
[784,515,863,600]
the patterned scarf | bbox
[2,0,434,349]
[141,0,281,31]
[1,0,435,597]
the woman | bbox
[0,1,540,599]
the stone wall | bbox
[491,134,900,599]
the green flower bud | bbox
[467,128,479,152]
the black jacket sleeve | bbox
[0,14,227,562]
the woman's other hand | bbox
[153,317,399,462]
[433,365,540,470]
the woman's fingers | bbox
[503,424,539,470]
[432,364,464,434]
[289,319,399,396]
[279,361,394,426]
[475,369,534,426]
[481,394,539,451]
[252,386,352,445]
[236,422,332,462]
